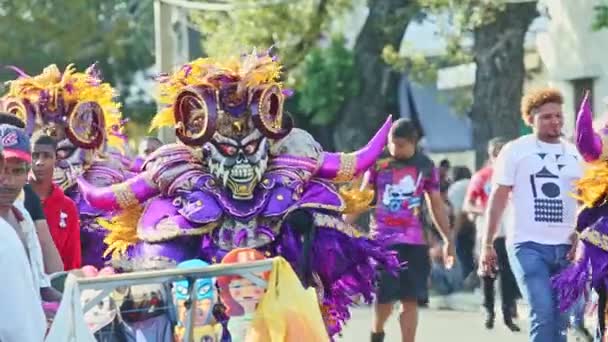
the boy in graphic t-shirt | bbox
[348,118,454,342]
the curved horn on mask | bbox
[0,97,36,135]
[174,85,218,146]
[250,85,293,139]
[65,101,106,149]
[77,172,160,212]
[576,91,603,162]
[315,115,392,182]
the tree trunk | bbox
[332,0,419,151]
[470,3,538,168]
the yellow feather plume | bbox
[98,205,143,260]
[149,107,175,132]
[574,160,608,208]
[4,63,123,146]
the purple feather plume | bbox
[277,225,400,337]
[5,65,31,78]
[551,256,590,312]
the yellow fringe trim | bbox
[97,205,143,260]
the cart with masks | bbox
[45,252,328,342]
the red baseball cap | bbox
[0,124,31,163]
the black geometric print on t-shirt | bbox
[530,163,563,223]
[534,198,564,223]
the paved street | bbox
[339,306,530,342]
[338,293,589,342]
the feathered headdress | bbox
[150,49,293,145]
[1,63,123,150]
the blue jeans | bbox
[430,261,463,296]
[508,241,571,342]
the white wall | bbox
[536,0,608,131]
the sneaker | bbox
[503,318,521,332]
[485,312,495,329]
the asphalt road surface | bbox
[337,294,590,342]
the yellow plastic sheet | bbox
[245,257,330,342]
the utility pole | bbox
[154,0,177,143]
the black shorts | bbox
[376,244,430,304]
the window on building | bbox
[572,78,594,116]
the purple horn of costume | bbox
[77,172,160,212]
[315,115,392,181]
[576,91,603,162]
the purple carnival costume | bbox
[552,92,608,336]
[76,51,399,335]
[0,64,133,268]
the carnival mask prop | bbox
[1,64,123,190]
[216,248,269,317]
[151,52,292,200]
[173,259,218,341]
[174,260,216,325]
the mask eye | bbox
[243,140,259,155]
[176,285,188,296]
[198,284,211,296]
[217,143,237,156]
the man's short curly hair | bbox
[521,88,563,125]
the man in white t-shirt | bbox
[481,88,583,342]
[0,141,47,341]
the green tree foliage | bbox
[594,1,608,29]
[0,0,155,123]
[192,0,354,70]
[410,0,537,165]
[191,0,359,146]
[292,37,359,126]
[194,0,419,150]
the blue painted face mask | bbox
[173,259,216,330]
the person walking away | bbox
[481,88,582,342]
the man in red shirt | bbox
[29,133,81,270]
